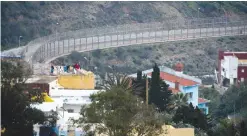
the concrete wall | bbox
[58,74,95,89]
[167,128,194,136]
[198,103,209,114]
[96,125,194,136]
[238,66,247,82]
[221,56,238,81]
[182,85,199,106]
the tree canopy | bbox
[149,63,172,112]
[1,61,46,136]
[76,74,164,136]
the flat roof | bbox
[26,76,57,84]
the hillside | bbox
[51,35,247,84]
[2,1,247,50]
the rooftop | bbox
[220,51,247,60]
[198,97,210,104]
[168,87,180,94]
[26,76,57,84]
[147,72,199,86]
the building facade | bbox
[217,51,247,86]
[27,70,101,136]
[129,64,209,114]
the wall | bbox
[26,83,49,94]
[182,85,199,106]
[96,125,194,136]
[238,66,247,82]
[49,89,102,97]
[63,104,82,113]
[58,74,95,89]
[198,103,209,114]
[167,128,194,136]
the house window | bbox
[241,78,244,82]
[67,109,74,113]
[187,92,193,99]
[242,69,245,73]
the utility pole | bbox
[146,77,149,105]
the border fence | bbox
[30,16,247,63]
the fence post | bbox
[136,32,138,43]
[123,31,125,44]
[231,21,233,35]
[238,21,240,35]
[244,21,246,34]
[111,34,112,46]
[98,35,100,49]
[49,43,51,57]
[63,40,64,53]
[74,38,75,51]
[168,30,169,40]
[86,36,88,49]
[58,41,60,55]
[213,18,215,36]
[53,42,55,57]
[219,21,220,36]
[92,36,94,48]
[180,24,182,39]
[117,33,119,46]
[199,19,201,37]
[187,19,189,38]
[173,22,175,40]
[104,34,106,47]
[225,17,227,35]
[154,27,157,41]
[80,38,81,50]
[142,30,144,43]
[47,43,48,57]
[129,32,131,44]
[68,39,70,53]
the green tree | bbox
[132,71,149,101]
[173,103,209,131]
[137,70,142,81]
[149,63,172,112]
[75,84,163,136]
[169,93,188,112]
[214,82,247,119]
[1,61,46,136]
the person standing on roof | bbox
[50,65,54,75]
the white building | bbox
[217,51,247,86]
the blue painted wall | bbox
[198,103,209,114]
[182,85,199,106]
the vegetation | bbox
[1,61,58,136]
[149,63,172,112]
[2,1,247,50]
[52,36,247,82]
[75,74,164,136]
[1,61,45,136]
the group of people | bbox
[50,63,82,75]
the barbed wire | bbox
[27,16,247,65]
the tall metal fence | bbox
[31,16,247,63]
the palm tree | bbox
[102,72,141,93]
[169,93,188,111]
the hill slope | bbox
[51,35,247,84]
[2,1,247,50]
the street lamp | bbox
[19,36,22,47]
[197,8,200,18]
[55,22,59,41]
[197,8,200,36]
